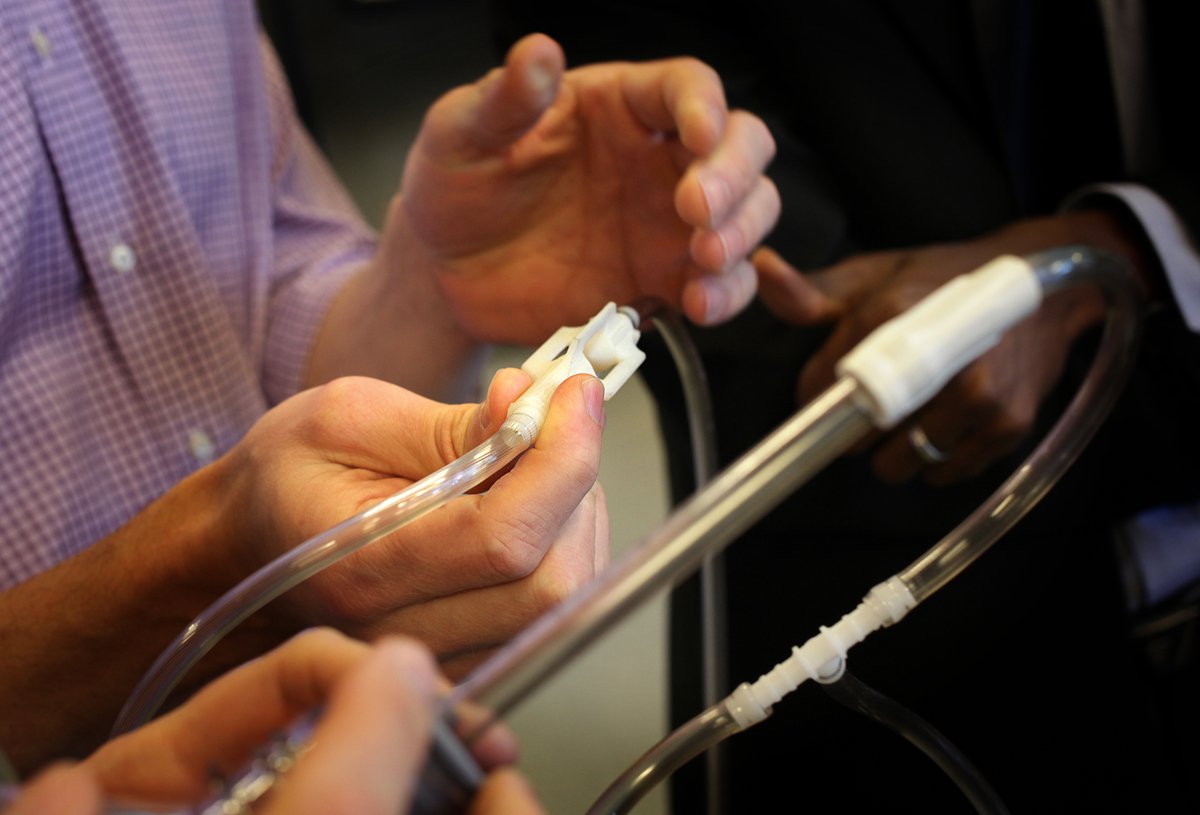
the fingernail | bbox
[700,175,729,224]
[715,229,731,266]
[703,279,727,324]
[581,376,605,426]
[383,641,437,700]
[477,379,494,430]
[527,58,557,105]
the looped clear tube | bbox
[436,246,1141,814]
[898,246,1142,602]
[112,417,536,736]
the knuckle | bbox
[303,377,375,439]
[430,405,469,466]
[954,365,1001,415]
[552,448,600,492]
[677,56,721,86]
[530,559,591,612]
[304,557,390,626]
[871,281,928,321]
[990,403,1036,445]
[483,516,550,581]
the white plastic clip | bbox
[506,303,646,431]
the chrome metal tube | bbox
[452,377,874,722]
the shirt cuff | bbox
[1062,182,1200,332]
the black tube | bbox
[820,671,1011,815]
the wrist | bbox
[306,194,486,401]
[0,459,252,769]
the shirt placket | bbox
[20,1,267,478]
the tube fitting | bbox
[836,256,1042,429]
[507,302,646,431]
[725,577,916,728]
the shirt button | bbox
[109,243,136,274]
[30,26,52,60]
[187,429,216,465]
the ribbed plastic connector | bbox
[725,576,917,728]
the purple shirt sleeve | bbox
[258,37,379,404]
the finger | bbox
[446,700,520,772]
[871,419,955,485]
[467,372,604,578]
[796,315,864,401]
[462,367,537,451]
[4,764,99,815]
[677,110,777,230]
[683,257,757,325]
[469,768,546,815]
[348,375,604,608]
[406,366,536,474]
[793,256,924,402]
[264,639,439,815]
[611,57,728,155]
[923,423,1024,486]
[370,486,602,667]
[375,365,534,484]
[755,246,842,325]
[423,34,566,160]
[920,377,1035,486]
[689,174,781,272]
[593,484,610,575]
[301,370,533,483]
[87,629,372,800]
[870,375,1004,486]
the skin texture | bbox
[0,370,605,770]
[7,631,544,815]
[2,29,777,778]
[308,34,780,399]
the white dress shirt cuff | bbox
[1063,182,1200,332]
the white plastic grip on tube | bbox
[506,302,646,431]
[836,255,1043,429]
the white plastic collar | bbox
[506,303,646,431]
[836,256,1042,429]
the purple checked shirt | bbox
[0,2,377,587]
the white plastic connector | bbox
[836,255,1043,429]
[505,303,646,432]
[724,576,917,728]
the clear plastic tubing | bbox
[899,246,1142,602]
[452,374,876,723]
[586,246,1143,814]
[112,416,537,736]
[632,299,728,815]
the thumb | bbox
[263,639,440,815]
[753,246,841,325]
[4,764,101,815]
[479,373,604,542]
[425,33,565,159]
